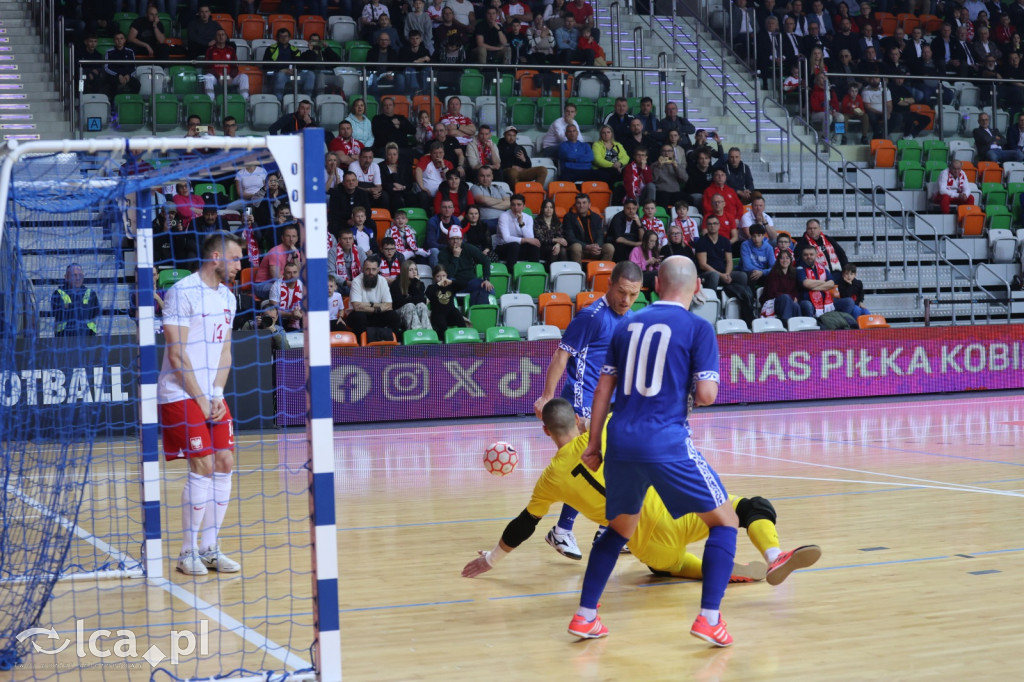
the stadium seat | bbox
[135,65,167,96]
[158,268,189,289]
[548,261,585,299]
[80,94,110,130]
[958,204,984,236]
[113,11,138,35]
[216,94,247,126]
[516,69,544,98]
[230,38,251,61]
[898,13,919,32]
[152,94,180,130]
[924,159,947,183]
[909,104,934,132]
[538,292,573,330]
[344,40,371,62]
[985,205,1012,232]
[283,94,314,115]
[515,182,545,213]
[579,181,612,215]
[249,94,282,130]
[475,96,505,129]
[513,262,547,298]
[445,327,479,343]
[991,229,1019,262]
[922,140,948,165]
[390,95,411,118]
[113,94,144,130]
[298,14,327,40]
[574,71,607,100]
[459,69,485,98]
[691,298,719,326]
[500,293,536,335]
[939,109,962,138]
[896,138,921,164]
[957,86,981,109]
[871,139,896,168]
[236,66,264,96]
[169,65,200,95]
[184,94,213,124]
[238,267,254,295]
[549,186,579,218]
[981,182,1008,208]
[468,303,499,332]
[978,161,1003,185]
[960,161,978,184]
[268,14,297,38]
[477,262,510,297]
[716,319,750,334]
[587,260,614,293]
[538,97,562,127]
[568,97,598,129]
[921,14,943,32]
[898,160,924,191]
[238,14,266,40]
[210,12,234,36]
[329,15,358,43]
[787,316,820,332]
[330,331,359,347]
[575,291,600,310]
[403,329,440,345]
[527,324,562,341]
[533,157,558,187]
[508,97,537,128]
[752,318,785,333]
[857,314,890,329]
[486,326,520,342]
[412,95,442,121]
[360,331,398,346]
[876,12,897,34]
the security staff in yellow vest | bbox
[50,263,100,336]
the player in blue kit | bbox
[534,262,643,560]
[569,256,739,647]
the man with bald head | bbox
[569,255,739,648]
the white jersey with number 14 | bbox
[157,272,236,404]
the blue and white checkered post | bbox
[301,127,342,681]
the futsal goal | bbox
[0,129,340,681]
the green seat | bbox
[477,262,510,297]
[981,182,1008,208]
[626,97,641,111]
[897,138,922,163]
[325,39,343,54]
[216,93,247,125]
[401,206,428,221]
[460,69,485,98]
[344,40,371,62]
[537,97,562,127]
[113,93,145,130]
[596,96,616,119]
[193,181,226,198]
[113,12,138,35]
[169,66,200,95]
[485,326,519,342]
[568,97,598,127]
[152,93,180,130]
[985,205,1012,231]
[95,38,115,55]
[507,97,537,128]
[922,140,948,165]
[1007,182,1024,221]
[403,329,440,345]
[497,73,514,97]
[468,304,499,333]
[445,327,479,343]
[158,268,189,288]
[925,160,946,183]
[183,94,213,124]
[157,12,173,31]
[513,261,547,299]
[407,219,427,245]
[898,160,925,190]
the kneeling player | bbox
[461,399,821,586]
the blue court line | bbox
[336,517,516,532]
[489,590,578,600]
[339,599,474,613]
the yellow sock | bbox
[747,519,780,560]
[674,552,704,579]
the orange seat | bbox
[900,16,920,33]
[268,14,297,38]
[960,161,977,184]
[977,161,1002,185]
[910,104,934,131]
[238,14,266,41]
[515,181,546,214]
[547,180,577,198]
[548,181,579,218]
[210,13,235,37]
[298,14,328,40]
[371,208,392,245]
[238,267,254,294]
[360,331,399,346]
[958,204,984,236]
[516,69,543,98]
[237,65,263,95]
[575,291,600,311]
[413,95,442,121]
[857,314,891,329]
[871,139,896,168]
[876,12,897,35]
[579,180,612,215]
[921,14,943,33]
[260,0,282,9]
[551,70,574,98]
[538,292,573,330]
[587,260,614,293]
[389,94,411,118]
[330,331,359,346]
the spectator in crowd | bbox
[606,197,643,261]
[809,72,845,140]
[860,76,890,139]
[716,147,755,203]
[471,166,511,230]
[705,194,739,248]
[300,34,342,97]
[128,5,173,60]
[326,152,344,193]
[786,0,810,36]
[499,126,548,186]
[406,1,435,54]
[796,244,857,318]
[972,25,1001,64]
[658,101,697,148]
[466,124,502,182]
[103,32,140,100]
[360,0,391,40]
[558,124,598,182]
[950,24,977,76]
[153,207,196,268]
[269,99,317,135]
[331,230,362,295]
[203,29,249,102]
[386,209,430,262]
[660,223,696,261]
[433,122,467,176]
[461,205,493,256]
[975,111,1024,162]
[426,198,462,263]
[264,28,311,101]
[639,200,665,245]
[738,192,776,241]
[270,261,304,331]
[671,199,701,247]
[534,199,569,262]
[527,16,558,75]
[685,149,715,205]
[400,29,432,94]
[328,120,363,165]
[808,0,832,34]
[372,13,402,51]
[415,110,435,150]
[591,124,630,185]
[433,12,469,71]
[76,34,106,95]
[350,147,387,208]
[228,160,267,213]
[252,173,289,234]
[837,263,870,318]
[1007,112,1024,158]
[566,0,597,36]
[187,5,219,59]
[652,141,688,208]
[434,169,475,220]
[442,96,477,146]
[426,264,472,337]
[740,223,776,288]
[328,276,347,332]
[629,229,662,289]
[349,206,378,255]
[254,223,302,299]
[633,97,659,136]
[564,193,615,262]
[173,182,205,234]
[379,237,404,282]
[795,218,847,272]
[931,22,956,73]
[695,215,755,322]
[780,16,804,63]
[447,0,476,30]
[496,193,541,267]
[702,168,743,223]
[756,16,784,88]
[380,143,423,214]
[933,159,975,214]
[888,77,929,139]
[438,226,495,305]
[839,81,871,144]
[366,32,405,95]
[602,97,634,140]
[391,259,433,330]
[621,118,656,160]
[52,263,100,337]
[622,147,656,204]
[328,171,373,233]
[345,98,375,148]
[759,248,801,321]
[347,256,403,339]
[415,141,454,198]
[688,128,724,163]
[554,14,592,65]
[475,7,511,63]
[540,103,579,158]
[195,203,229,237]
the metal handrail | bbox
[975,263,1015,323]
[610,2,623,68]
[939,236,978,323]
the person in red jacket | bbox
[702,168,743,223]
[622,148,655,204]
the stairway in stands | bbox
[0,1,68,141]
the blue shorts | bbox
[604,450,728,520]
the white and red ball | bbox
[483,441,519,476]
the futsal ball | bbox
[483,441,519,476]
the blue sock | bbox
[699,525,738,612]
[579,528,628,610]
[556,504,579,532]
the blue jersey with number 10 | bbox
[602,301,720,463]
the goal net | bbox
[0,130,339,681]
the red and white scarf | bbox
[805,233,841,270]
[386,224,418,252]
[640,216,666,245]
[476,139,492,165]
[945,169,968,195]
[278,279,304,311]
[243,224,260,268]
[625,162,649,200]
[803,261,835,317]
[674,216,700,247]
[329,233,361,283]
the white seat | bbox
[316,94,347,128]
[752,318,786,333]
[548,261,585,299]
[80,94,110,130]
[994,110,1009,134]
[947,139,974,164]
[475,96,505,129]
[290,39,309,52]
[720,291,740,319]
[527,324,562,341]
[517,134,534,154]
[940,110,962,139]
[499,293,536,335]
[532,157,557,187]
[417,263,433,289]
[691,298,720,326]
[988,229,1017,263]
[249,94,282,130]
[283,93,313,114]
[957,85,980,108]
[491,181,512,196]
[958,106,981,136]
[716,319,750,334]
[604,72,632,98]
[329,15,358,43]
[787,316,820,332]
[574,71,606,100]
[230,39,250,61]
[284,331,305,348]
[134,65,167,96]
[251,39,276,62]
[605,205,623,221]
[333,67,362,98]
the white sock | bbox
[200,472,232,551]
[181,472,211,554]
[765,547,781,563]
[700,609,720,626]
[576,606,597,621]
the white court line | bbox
[721,472,1024,498]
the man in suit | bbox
[756,15,784,87]
[831,18,858,61]
[856,23,881,62]
[731,0,757,59]
[801,21,830,58]
[780,16,803,65]
[931,23,957,74]
[904,26,927,67]
[808,0,833,35]
[949,24,978,77]
[974,112,1024,162]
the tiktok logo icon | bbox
[499,358,543,399]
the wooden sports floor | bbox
[14,392,1024,681]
